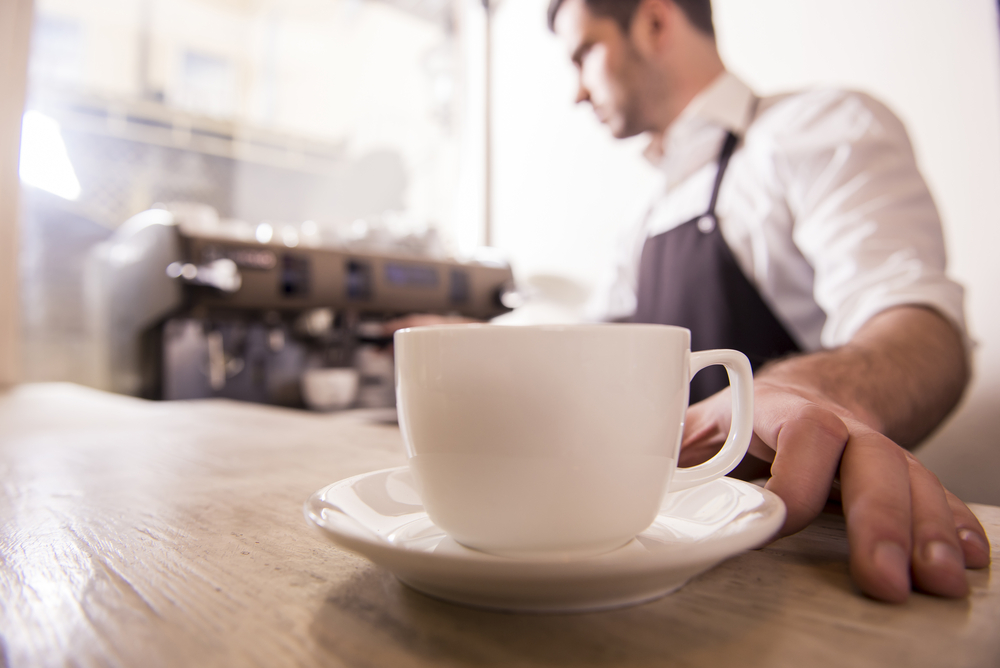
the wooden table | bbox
[1,383,998,668]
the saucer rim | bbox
[304,466,786,574]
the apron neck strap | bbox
[705,131,739,219]
[705,96,760,219]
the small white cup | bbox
[301,368,359,412]
[394,324,753,558]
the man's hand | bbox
[681,306,991,602]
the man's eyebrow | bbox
[571,40,592,66]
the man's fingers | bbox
[680,391,735,467]
[693,380,987,604]
[944,488,992,569]
[763,404,847,536]
[840,431,912,603]
[906,454,968,597]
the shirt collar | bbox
[677,71,756,135]
[644,71,757,165]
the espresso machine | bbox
[86,206,516,408]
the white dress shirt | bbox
[587,72,968,352]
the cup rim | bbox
[394,323,691,336]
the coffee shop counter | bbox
[2,383,998,668]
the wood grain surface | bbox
[1,383,997,668]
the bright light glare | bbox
[255,223,273,243]
[19,110,82,201]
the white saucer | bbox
[304,467,786,613]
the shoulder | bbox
[744,88,920,194]
[751,88,911,151]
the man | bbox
[547,0,990,602]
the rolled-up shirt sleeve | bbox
[776,92,969,350]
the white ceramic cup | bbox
[394,323,754,558]
[301,368,359,411]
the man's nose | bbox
[575,81,590,105]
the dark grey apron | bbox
[634,130,802,403]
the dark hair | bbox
[547,0,714,39]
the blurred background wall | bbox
[482,0,1000,505]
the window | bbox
[20,0,470,386]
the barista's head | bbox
[548,0,721,138]
[547,0,714,39]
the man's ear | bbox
[629,0,677,56]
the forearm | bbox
[757,305,969,448]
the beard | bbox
[598,42,659,139]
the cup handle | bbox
[669,349,754,491]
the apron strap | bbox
[705,131,739,220]
[705,95,760,219]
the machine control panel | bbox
[182,236,514,320]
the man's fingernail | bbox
[958,528,989,554]
[924,540,964,570]
[873,541,910,593]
